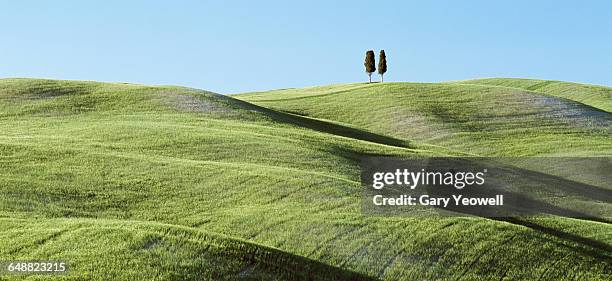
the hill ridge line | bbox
[1,217,380,281]
[241,84,378,102]
[450,82,611,113]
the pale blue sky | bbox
[1,0,611,93]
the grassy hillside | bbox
[237,82,611,156]
[454,78,612,112]
[0,218,376,281]
[1,78,611,280]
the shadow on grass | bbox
[496,218,612,261]
[221,95,413,149]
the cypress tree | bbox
[378,50,387,82]
[364,50,376,83]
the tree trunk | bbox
[381,74,384,83]
[368,73,372,83]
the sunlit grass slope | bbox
[455,78,612,112]
[237,82,611,156]
[1,79,611,280]
[0,218,381,281]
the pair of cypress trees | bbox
[364,50,387,83]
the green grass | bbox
[454,78,612,112]
[1,78,611,280]
[0,218,376,281]
[237,81,611,156]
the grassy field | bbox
[237,80,611,156]
[0,78,610,280]
[455,78,612,112]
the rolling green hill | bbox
[1,78,611,280]
[0,218,378,281]
[237,81,611,156]
[454,78,612,112]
